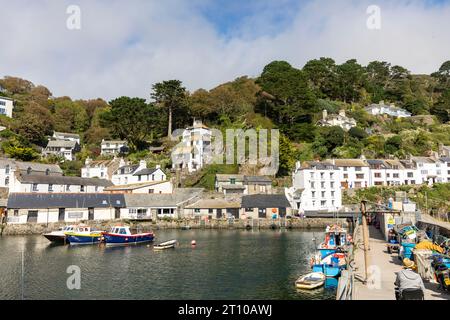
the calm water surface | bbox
[0,229,336,300]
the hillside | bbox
[0,58,449,177]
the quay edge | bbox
[0,218,349,236]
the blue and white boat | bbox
[102,226,154,246]
[311,251,347,278]
[65,225,104,245]
[317,225,349,258]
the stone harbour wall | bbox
[1,218,349,235]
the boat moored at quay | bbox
[102,226,154,246]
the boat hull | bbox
[103,233,154,246]
[43,234,67,244]
[312,264,342,277]
[295,272,326,290]
[66,233,103,245]
[318,248,337,259]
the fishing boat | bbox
[154,239,177,250]
[317,225,349,258]
[102,226,154,246]
[310,251,346,278]
[65,225,104,245]
[43,225,76,243]
[295,272,326,290]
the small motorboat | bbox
[154,240,177,250]
[181,225,191,230]
[295,272,326,290]
[102,226,154,246]
[65,225,104,245]
[43,225,76,244]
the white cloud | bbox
[0,0,449,100]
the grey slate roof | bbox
[0,158,63,174]
[54,132,80,139]
[17,174,113,187]
[133,168,159,176]
[303,161,338,170]
[46,140,78,148]
[114,164,139,175]
[241,194,291,209]
[244,176,272,184]
[7,193,125,209]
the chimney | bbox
[322,109,328,120]
[156,164,161,169]
[139,160,147,170]
[193,119,202,128]
[339,109,346,117]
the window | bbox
[375,181,383,185]
[321,201,326,206]
[14,209,19,216]
[356,174,364,179]
[80,185,85,192]
[310,172,314,178]
[32,183,38,191]
[343,167,347,171]
[374,173,381,178]
[310,182,315,189]
[355,182,362,188]
[407,172,413,178]
[0,101,5,106]
[355,167,362,172]
[5,165,10,174]
[330,182,334,188]
[5,177,9,186]
[45,169,50,176]
[148,189,154,194]
[258,208,266,218]
[421,170,428,175]
[311,191,316,198]
[320,172,324,179]
[321,191,325,198]
[66,185,70,192]
[393,173,399,178]
[331,191,335,197]
[330,173,334,179]
[245,207,253,212]
[230,178,236,185]
[138,175,142,182]
[321,182,325,188]
[48,184,53,192]
[27,167,32,175]
[152,174,155,181]
[343,174,348,179]
[194,209,200,213]
[208,209,213,215]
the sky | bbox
[0,0,450,100]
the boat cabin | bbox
[322,225,348,248]
[61,225,76,232]
[109,226,131,235]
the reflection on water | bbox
[0,229,336,300]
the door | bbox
[278,207,286,218]
[88,208,94,221]
[227,208,239,218]
[114,207,121,220]
[27,210,38,223]
[216,209,222,219]
[58,208,65,221]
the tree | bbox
[430,89,450,123]
[303,57,337,98]
[151,80,187,138]
[0,76,34,94]
[278,134,299,176]
[335,59,366,103]
[385,135,402,156]
[349,127,368,140]
[13,102,54,145]
[101,97,158,151]
[431,61,450,88]
[1,137,39,161]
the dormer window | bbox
[5,165,10,174]
[45,169,50,176]
[27,167,32,175]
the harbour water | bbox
[0,229,337,300]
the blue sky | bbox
[0,0,450,100]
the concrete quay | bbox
[352,225,450,300]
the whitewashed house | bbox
[327,159,370,189]
[42,140,80,161]
[409,156,444,185]
[439,157,450,183]
[6,193,125,224]
[101,139,128,156]
[439,144,450,158]
[172,120,212,172]
[105,180,173,194]
[81,157,125,180]
[0,158,62,189]
[287,161,342,212]
[318,109,356,131]
[111,160,166,186]
[0,96,14,118]
[365,101,411,118]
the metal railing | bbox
[336,223,359,300]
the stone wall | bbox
[1,218,349,235]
